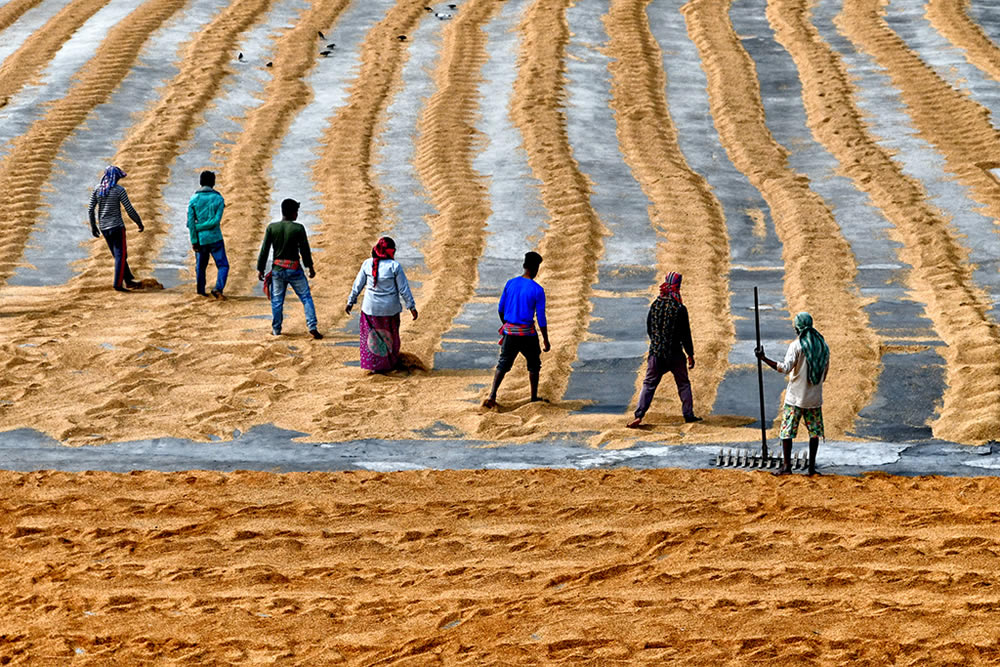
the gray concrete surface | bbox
[562,0,656,413]
[2,426,1000,477]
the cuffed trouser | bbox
[101,226,134,288]
[634,353,693,419]
[496,334,542,373]
[195,239,229,294]
[270,266,318,333]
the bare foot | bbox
[771,468,792,477]
[481,398,497,409]
[626,417,642,429]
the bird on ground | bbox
[435,12,452,19]
[397,34,407,41]
[266,61,273,67]
[448,3,456,8]
[320,50,332,56]
[238,52,244,61]
[424,5,432,9]
[318,30,326,39]
[326,43,336,49]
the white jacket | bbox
[776,338,829,409]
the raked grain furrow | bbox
[772,0,1000,444]
[681,0,879,438]
[213,0,353,292]
[309,0,430,320]
[404,0,504,365]
[926,0,1000,82]
[0,0,107,103]
[68,0,281,285]
[604,0,732,416]
[840,0,1000,229]
[0,0,189,286]
[504,0,606,402]
[0,0,43,35]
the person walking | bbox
[627,272,701,428]
[345,236,418,373]
[755,312,830,476]
[482,251,550,408]
[88,165,144,291]
[257,198,322,339]
[187,170,229,299]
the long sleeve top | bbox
[187,187,225,246]
[646,297,693,359]
[775,338,829,409]
[497,276,547,327]
[257,220,313,272]
[348,258,416,316]
[88,185,142,232]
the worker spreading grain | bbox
[756,312,830,476]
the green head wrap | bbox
[794,312,829,386]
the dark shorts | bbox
[497,334,541,373]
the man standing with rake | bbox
[756,312,830,476]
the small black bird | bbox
[266,61,273,67]
[326,43,336,49]
[424,5,432,9]
[320,50,331,56]
[238,52,244,61]
[448,3,456,8]
[397,34,407,41]
[318,30,326,39]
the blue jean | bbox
[270,266,317,332]
[195,239,229,294]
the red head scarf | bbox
[371,237,396,287]
[659,271,682,303]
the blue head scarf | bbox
[794,312,829,386]
[98,165,126,197]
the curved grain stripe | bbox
[840,0,1000,230]
[0,0,190,285]
[69,0,284,284]
[0,0,43,34]
[0,0,110,103]
[213,0,353,292]
[772,0,1000,444]
[926,0,1000,91]
[505,0,605,401]
[310,0,430,316]
[681,0,879,437]
[406,0,505,365]
[604,0,732,415]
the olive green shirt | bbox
[257,220,313,272]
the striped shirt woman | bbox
[88,166,144,291]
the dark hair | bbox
[523,251,542,272]
[281,198,300,220]
[200,170,215,187]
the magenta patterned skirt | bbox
[359,312,401,371]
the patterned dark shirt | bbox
[647,296,693,359]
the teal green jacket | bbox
[187,187,225,246]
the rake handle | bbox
[755,287,768,460]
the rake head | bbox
[713,448,810,470]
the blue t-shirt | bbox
[498,276,546,328]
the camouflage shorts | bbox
[778,404,824,440]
